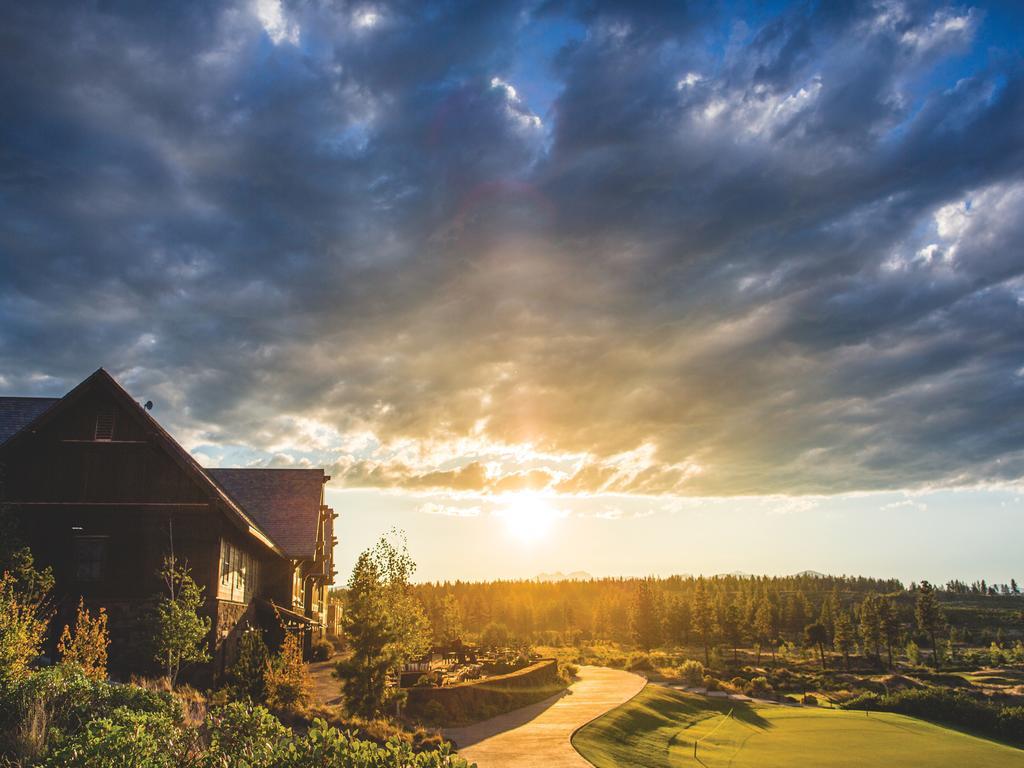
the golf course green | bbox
[572,685,1024,768]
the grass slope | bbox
[572,686,1023,768]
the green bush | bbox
[227,629,270,703]
[802,694,818,706]
[627,653,655,672]
[744,676,772,697]
[679,660,704,686]
[842,687,1023,745]
[310,639,333,662]
[702,675,720,692]
[43,707,196,768]
[206,702,290,765]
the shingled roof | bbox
[206,468,324,559]
[0,397,60,445]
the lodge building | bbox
[0,368,337,681]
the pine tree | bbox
[858,593,883,667]
[833,609,854,670]
[915,581,944,670]
[805,622,828,670]
[227,627,270,703]
[753,599,774,665]
[691,579,717,666]
[878,596,900,669]
[720,601,744,663]
[630,580,662,651]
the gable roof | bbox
[0,369,287,559]
[206,468,324,559]
[0,397,61,445]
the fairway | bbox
[572,685,1024,768]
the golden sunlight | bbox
[496,491,560,544]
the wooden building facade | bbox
[0,369,337,682]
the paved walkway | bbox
[306,657,342,705]
[444,666,646,768]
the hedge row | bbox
[842,687,1024,745]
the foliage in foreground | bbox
[46,702,472,768]
[1,668,472,768]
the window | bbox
[218,539,259,603]
[293,568,303,609]
[220,539,231,587]
[94,409,115,441]
[235,550,246,591]
[73,536,108,581]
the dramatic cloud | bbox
[1,0,1023,497]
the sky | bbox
[1,0,1023,585]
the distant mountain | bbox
[793,570,827,578]
[715,570,753,578]
[535,571,593,582]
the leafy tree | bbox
[437,592,464,648]
[859,592,883,667]
[630,580,662,651]
[915,580,944,669]
[57,597,109,680]
[833,609,855,670]
[691,578,716,666]
[265,630,309,709]
[151,555,211,688]
[805,622,828,670]
[335,531,430,717]
[480,622,512,650]
[228,627,271,703]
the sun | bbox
[497,491,559,544]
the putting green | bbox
[572,686,1023,768]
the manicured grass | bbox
[572,685,1024,768]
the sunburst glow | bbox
[496,491,560,544]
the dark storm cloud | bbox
[1,0,1023,496]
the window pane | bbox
[74,537,107,581]
[220,539,231,586]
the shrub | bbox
[310,639,333,662]
[227,628,270,704]
[43,707,197,768]
[205,702,290,766]
[56,598,109,681]
[702,675,720,692]
[265,632,309,710]
[559,662,579,683]
[744,676,773,697]
[843,687,1023,745]
[679,660,705,686]
[0,571,49,690]
[802,694,818,706]
[627,653,654,672]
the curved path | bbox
[444,666,646,768]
